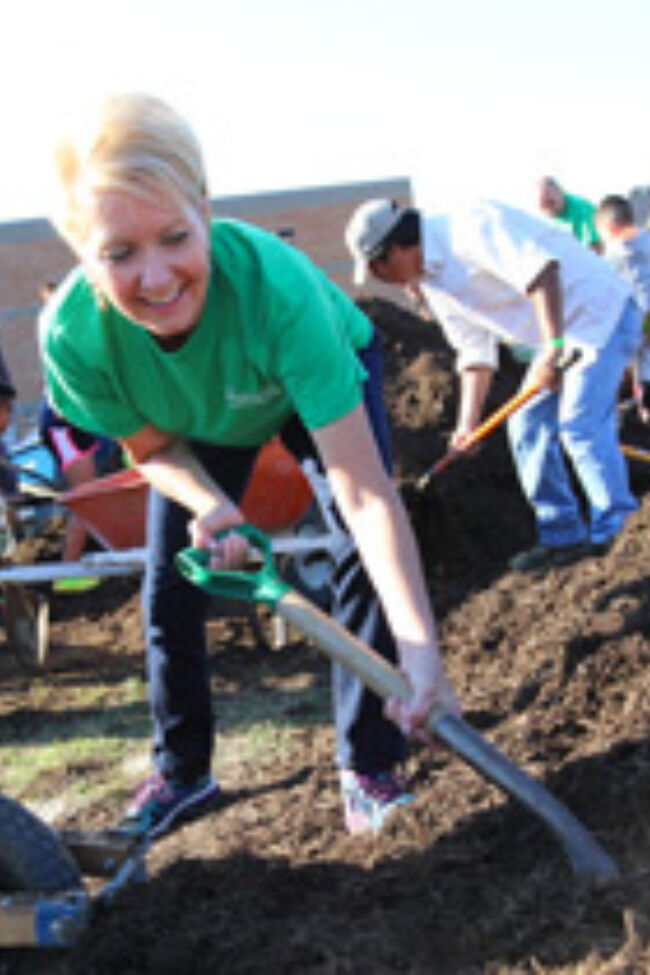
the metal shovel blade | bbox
[431,710,620,882]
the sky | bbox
[2,0,650,223]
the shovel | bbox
[176,524,619,883]
[417,349,581,491]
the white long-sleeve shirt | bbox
[419,200,632,371]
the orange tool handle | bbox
[417,380,544,487]
[417,349,581,489]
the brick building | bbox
[0,176,411,440]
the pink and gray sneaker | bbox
[340,769,413,835]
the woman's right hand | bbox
[189,503,247,570]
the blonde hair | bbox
[52,93,209,247]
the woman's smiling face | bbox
[81,188,211,339]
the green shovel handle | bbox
[175,523,290,608]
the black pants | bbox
[143,332,406,782]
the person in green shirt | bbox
[537,176,602,252]
[41,92,458,839]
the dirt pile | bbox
[3,298,650,974]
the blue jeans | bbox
[143,330,405,784]
[507,300,642,547]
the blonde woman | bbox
[41,93,458,839]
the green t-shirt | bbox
[41,220,373,446]
[558,192,601,248]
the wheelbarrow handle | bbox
[417,348,582,490]
[176,524,619,883]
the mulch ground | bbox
[2,298,650,973]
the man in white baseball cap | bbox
[345,199,411,286]
[344,196,641,572]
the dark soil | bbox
[3,298,650,973]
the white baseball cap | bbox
[344,198,407,285]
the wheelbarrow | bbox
[0,439,341,663]
[177,524,620,884]
[0,466,150,666]
[6,436,315,552]
[58,437,320,549]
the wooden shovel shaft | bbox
[277,588,619,882]
[279,589,412,702]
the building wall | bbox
[0,177,411,438]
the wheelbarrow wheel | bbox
[2,584,50,667]
[0,792,82,893]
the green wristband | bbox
[551,336,565,349]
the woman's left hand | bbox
[189,502,247,570]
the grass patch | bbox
[214,670,330,778]
[0,675,151,819]
[0,649,331,825]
